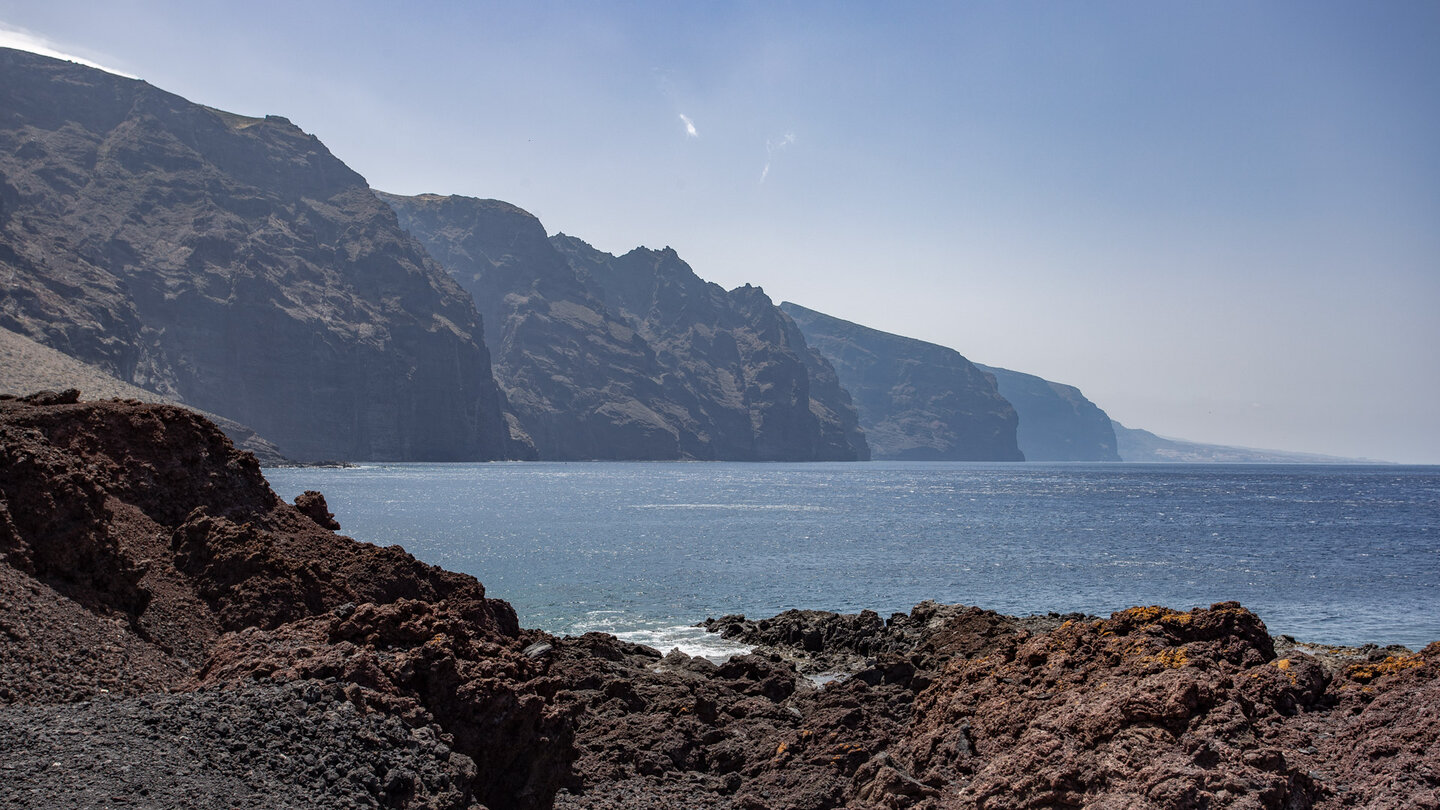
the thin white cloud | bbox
[760,132,797,183]
[678,113,698,138]
[0,25,138,79]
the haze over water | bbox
[267,462,1440,651]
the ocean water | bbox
[264,462,1440,653]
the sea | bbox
[263,462,1440,657]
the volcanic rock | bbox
[294,489,341,530]
[2,395,1436,809]
[0,394,558,807]
[0,325,292,464]
[0,680,477,810]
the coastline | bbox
[262,459,1440,652]
[2,394,1436,809]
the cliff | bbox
[0,48,516,461]
[1,396,1436,808]
[555,236,867,461]
[976,364,1122,462]
[781,302,1022,461]
[379,191,866,461]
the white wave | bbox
[561,612,753,660]
[612,624,754,663]
[629,503,825,511]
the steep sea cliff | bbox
[781,303,1021,461]
[379,192,867,461]
[0,49,517,463]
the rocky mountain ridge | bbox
[782,301,1134,463]
[381,192,866,461]
[0,48,1351,464]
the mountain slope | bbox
[0,48,516,461]
[380,192,866,461]
[780,302,1021,461]
[976,365,1121,462]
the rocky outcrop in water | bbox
[379,192,866,460]
[781,302,1021,460]
[975,364,1121,462]
[3,386,1436,808]
[0,48,517,462]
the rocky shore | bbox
[1,393,1436,809]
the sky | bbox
[2,2,1437,462]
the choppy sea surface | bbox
[265,462,1440,654]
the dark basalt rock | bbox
[0,48,517,462]
[781,302,1022,460]
[976,364,1122,461]
[703,603,1440,810]
[379,192,866,461]
[293,490,340,531]
[0,394,555,807]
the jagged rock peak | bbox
[382,191,867,460]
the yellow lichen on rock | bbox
[1135,646,1189,670]
[1347,654,1425,684]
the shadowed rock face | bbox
[380,192,867,461]
[557,237,868,461]
[976,364,1121,461]
[781,302,1022,461]
[0,48,516,461]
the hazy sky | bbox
[2,2,1437,462]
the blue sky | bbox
[2,2,1437,462]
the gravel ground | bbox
[0,679,479,810]
[0,328,287,463]
[0,327,169,405]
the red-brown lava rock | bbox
[1,394,1436,809]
